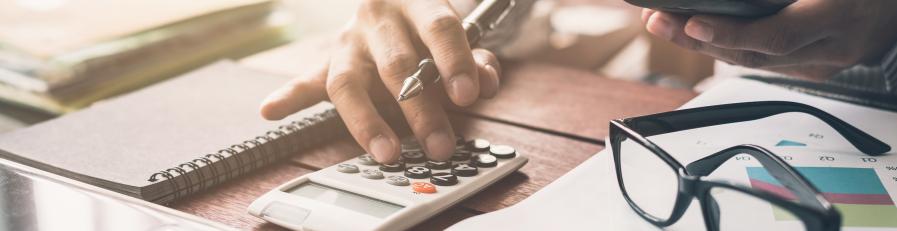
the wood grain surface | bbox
[464,62,697,141]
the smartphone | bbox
[625,0,796,17]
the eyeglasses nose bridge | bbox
[678,169,699,195]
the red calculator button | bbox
[412,182,437,194]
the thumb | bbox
[259,64,329,120]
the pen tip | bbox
[397,94,407,102]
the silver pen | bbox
[397,0,516,101]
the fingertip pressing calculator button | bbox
[426,160,451,170]
[401,136,418,144]
[401,137,422,151]
[402,144,422,152]
[430,173,459,186]
[356,154,379,165]
[412,182,437,194]
[386,175,410,186]
[379,162,405,172]
[467,139,491,152]
[451,150,472,161]
[472,154,497,168]
[451,163,478,177]
[336,164,360,173]
[404,166,432,179]
[402,151,426,164]
[361,169,385,179]
[489,145,516,159]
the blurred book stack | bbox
[0,0,293,114]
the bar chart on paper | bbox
[748,167,897,228]
[661,125,897,230]
[728,131,897,230]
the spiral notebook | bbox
[0,61,344,203]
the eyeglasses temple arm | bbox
[625,101,890,155]
[685,145,828,211]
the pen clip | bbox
[489,0,516,30]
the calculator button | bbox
[386,176,410,186]
[403,144,422,151]
[379,162,405,172]
[336,164,359,173]
[404,166,432,179]
[455,137,467,150]
[426,160,451,170]
[412,182,437,194]
[472,154,497,168]
[489,145,516,159]
[356,154,379,166]
[467,139,491,152]
[402,151,427,164]
[451,150,472,161]
[401,137,422,151]
[361,169,385,179]
[451,163,478,177]
[430,173,459,186]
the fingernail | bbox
[482,64,500,98]
[450,74,476,105]
[685,20,713,42]
[424,130,454,161]
[647,14,674,40]
[641,9,656,23]
[484,64,498,78]
[369,135,396,163]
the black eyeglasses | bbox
[610,101,891,231]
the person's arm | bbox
[640,0,897,80]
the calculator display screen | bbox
[286,182,404,218]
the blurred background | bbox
[0,0,719,133]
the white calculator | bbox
[249,137,528,230]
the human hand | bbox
[259,0,502,163]
[642,0,897,79]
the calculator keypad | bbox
[335,137,517,195]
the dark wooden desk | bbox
[169,61,697,230]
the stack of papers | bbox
[0,0,292,114]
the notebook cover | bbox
[0,61,337,201]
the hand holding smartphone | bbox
[625,0,795,17]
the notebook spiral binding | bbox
[147,108,341,200]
